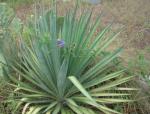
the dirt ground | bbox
[15,0,150,63]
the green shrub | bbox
[122,50,150,113]
[0,3,22,78]
[128,52,150,77]
[0,77,21,114]
[1,5,137,114]
[0,0,34,8]
[0,3,24,114]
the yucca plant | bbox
[2,5,137,114]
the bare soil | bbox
[15,0,150,62]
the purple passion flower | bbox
[57,39,65,48]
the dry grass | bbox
[101,0,150,58]
[1,0,150,113]
[3,0,148,62]
[14,0,150,61]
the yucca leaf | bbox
[66,98,78,107]
[84,70,125,89]
[67,104,83,114]
[46,110,53,114]
[91,93,131,97]
[81,107,96,114]
[97,105,122,114]
[91,76,134,92]
[114,87,139,91]
[43,101,57,113]
[57,59,69,97]
[81,48,122,83]
[31,106,46,114]
[95,98,133,104]
[68,76,94,102]
[22,103,31,114]
[96,30,122,55]
[52,104,61,114]
[79,107,94,114]
[61,108,66,114]
[72,97,121,114]
[89,24,112,50]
